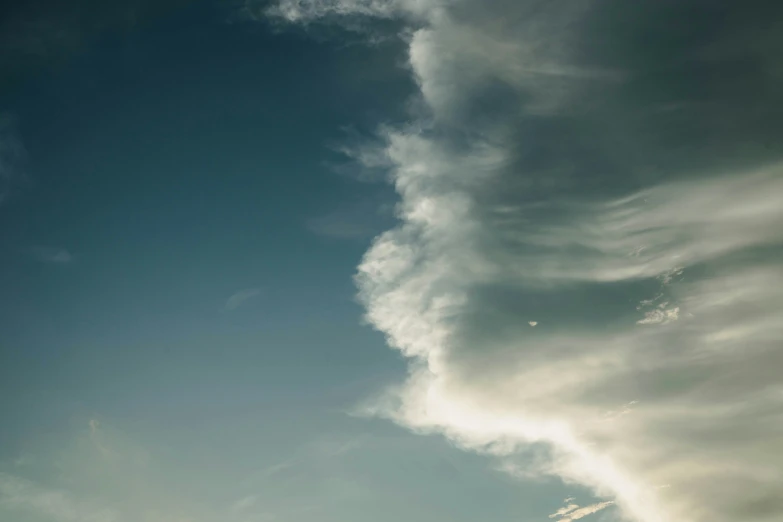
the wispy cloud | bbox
[233,434,373,519]
[0,473,119,522]
[306,197,394,240]
[1,419,254,522]
[244,433,366,486]
[231,495,258,513]
[263,0,414,23]
[31,246,74,264]
[271,1,783,522]
[224,287,262,311]
[549,500,614,522]
[549,502,580,519]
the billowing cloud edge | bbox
[265,1,783,521]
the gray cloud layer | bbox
[270,1,783,521]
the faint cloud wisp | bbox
[31,246,74,264]
[224,288,262,312]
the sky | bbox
[1,1,782,522]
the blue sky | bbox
[1,1,783,522]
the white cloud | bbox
[263,0,438,23]
[636,307,678,325]
[270,1,783,522]
[549,502,579,518]
[351,143,783,522]
[224,288,262,311]
[549,501,615,522]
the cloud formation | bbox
[307,196,395,240]
[270,1,783,521]
[549,500,614,522]
[224,287,262,311]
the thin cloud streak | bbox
[1,420,266,522]
[555,501,615,522]
[224,288,262,311]
[0,473,119,522]
[231,495,258,512]
[31,246,74,264]
[306,197,396,240]
[549,499,615,522]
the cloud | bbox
[31,246,74,264]
[306,196,395,240]
[0,419,248,522]
[549,500,615,522]
[262,0,433,23]
[224,288,262,311]
[549,502,580,518]
[0,473,119,522]
[271,1,783,522]
[231,495,258,512]
[245,433,366,486]
[233,434,374,519]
